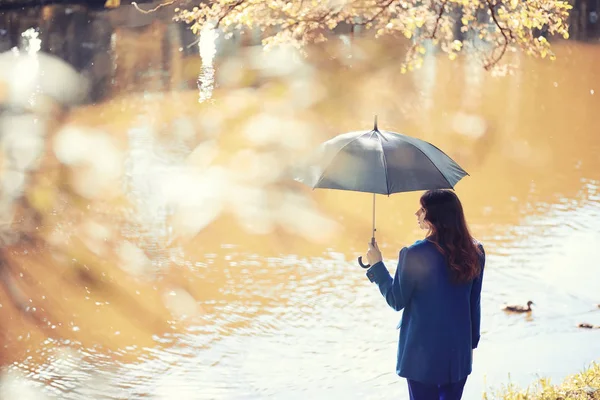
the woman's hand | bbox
[367,240,383,266]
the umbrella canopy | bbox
[294,117,469,267]
[295,123,468,194]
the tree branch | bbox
[355,0,395,26]
[215,0,246,28]
[280,9,340,36]
[428,0,448,39]
[484,0,514,69]
[132,0,178,14]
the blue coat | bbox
[366,239,485,385]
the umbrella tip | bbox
[374,115,378,131]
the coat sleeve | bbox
[365,247,416,312]
[470,244,485,349]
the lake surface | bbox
[0,6,599,399]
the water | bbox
[1,5,600,399]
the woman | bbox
[365,189,485,400]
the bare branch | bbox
[355,0,395,26]
[484,0,514,70]
[428,0,448,39]
[280,9,340,37]
[216,0,246,28]
[132,0,178,14]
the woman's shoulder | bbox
[410,239,429,247]
[406,238,485,254]
[473,239,485,251]
[406,239,435,253]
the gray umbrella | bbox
[294,117,468,268]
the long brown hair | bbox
[420,189,481,283]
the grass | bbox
[484,362,600,400]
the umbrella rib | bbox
[313,134,365,189]
[410,143,455,188]
[423,141,470,177]
[377,133,391,195]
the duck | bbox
[502,300,534,313]
[577,323,600,329]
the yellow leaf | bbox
[448,52,457,61]
[104,0,120,8]
[403,30,412,39]
[451,40,463,51]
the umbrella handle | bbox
[358,234,376,268]
[358,256,370,269]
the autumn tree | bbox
[173,0,572,72]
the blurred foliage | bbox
[175,0,572,73]
[484,362,600,400]
[104,0,120,8]
[0,115,202,361]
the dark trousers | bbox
[407,376,467,400]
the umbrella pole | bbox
[371,193,376,245]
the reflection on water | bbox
[1,5,600,399]
[197,25,217,103]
